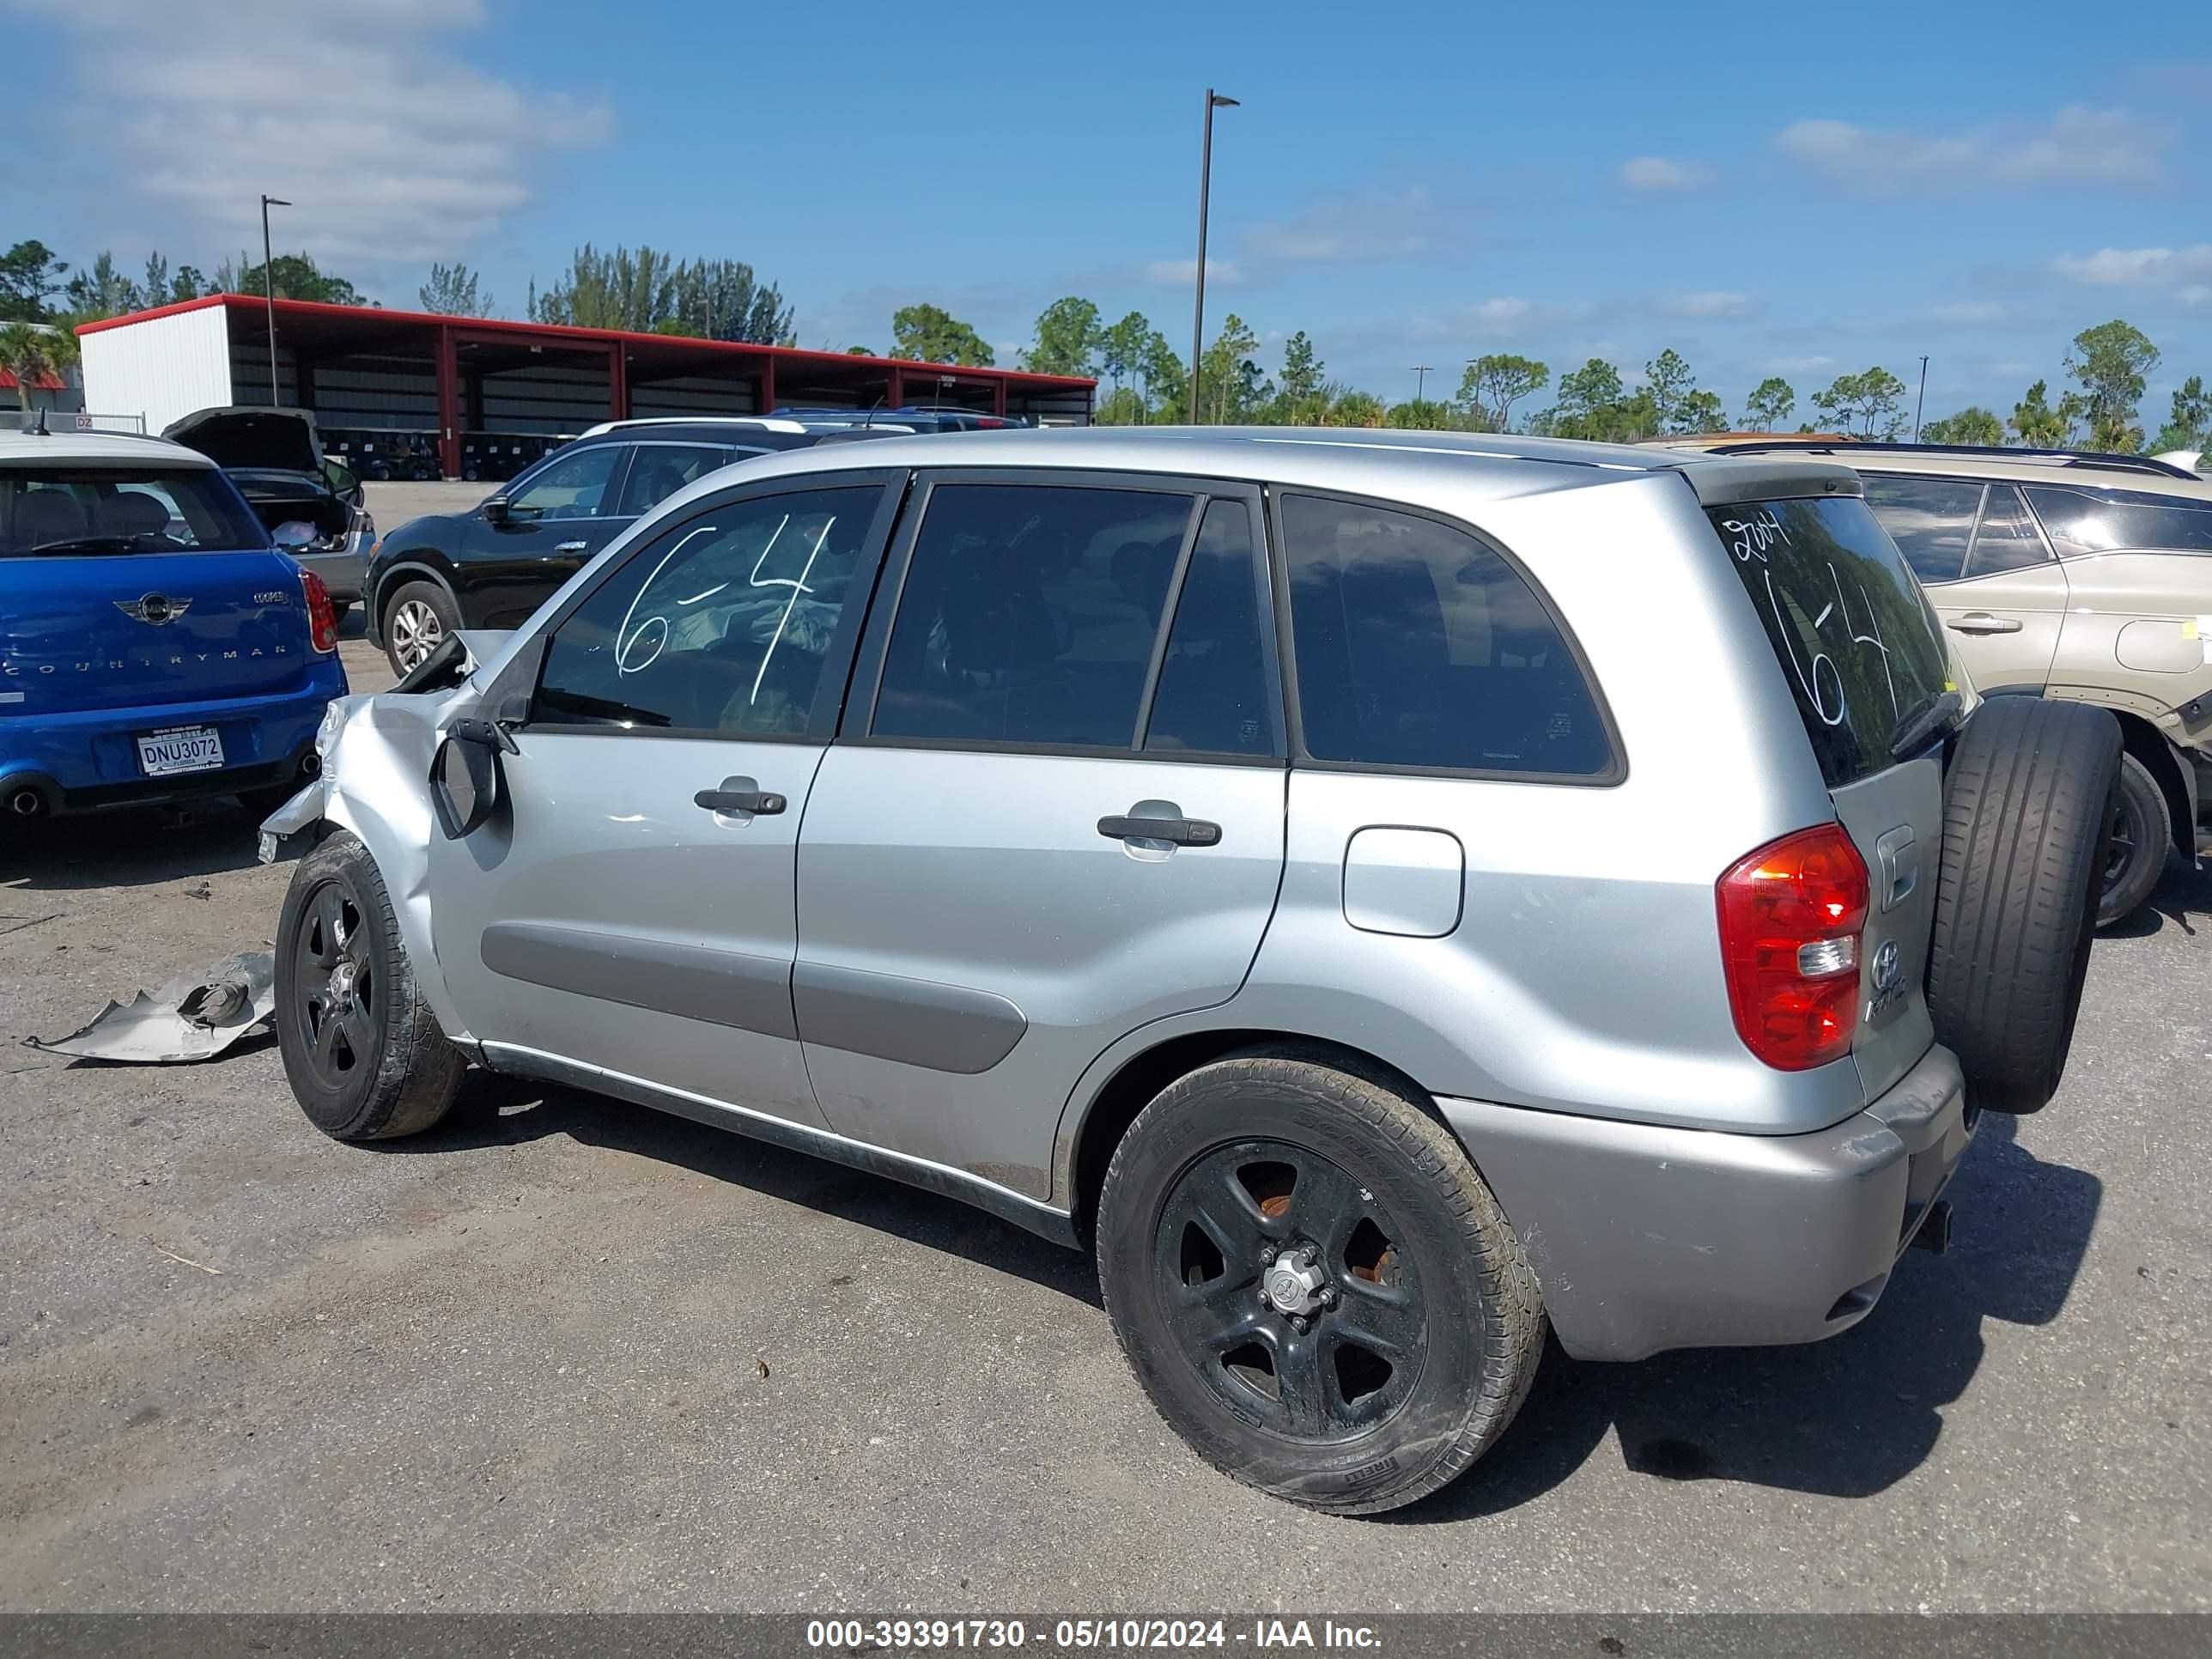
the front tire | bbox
[1096,1054,1545,1515]
[276,831,466,1141]
[382,579,459,678]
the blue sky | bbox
[8,0,2207,427]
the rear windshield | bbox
[1708,495,1951,787]
[0,465,269,559]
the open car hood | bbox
[162,405,323,474]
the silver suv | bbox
[262,428,2118,1514]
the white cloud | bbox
[1620,155,1713,191]
[1472,297,1532,328]
[1929,301,2009,324]
[19,0,610,267]
[2051,244,2212,285]
[1764,355,1837,375]
[2185,285,2212,307]
[1146,258,1242,285]
[1776,105,2170,191]
[1661,291,1753,318]
[1242,186,1446,264]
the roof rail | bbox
[1698,438,2200,480]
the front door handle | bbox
[1948,613,2024,635]
[696,779,787,815]
[552,539,589,556]
[1098,813,1221,847]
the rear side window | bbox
[614,445,751,516]
[1279,494,1612,777]
[1709,496,1951,787]
[1966,483,2051,576]
[0,466,266,557]
[2022,483,2212,556]
[532,485,881,736]
[872,483,1194,748]
[1859,476,1978,584]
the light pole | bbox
[1410,365,1434,405]
[1913,355,1929,442]
[260,194,290,406]
[1189,88,1238,423]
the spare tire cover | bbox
[1928,697,2121,1115]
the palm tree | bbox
[1,321,80,416]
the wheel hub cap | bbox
[1262,1247,1328,1316]
[325,957,358,1013]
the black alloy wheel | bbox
[293,877,376,1090]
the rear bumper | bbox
[0,663,345,813]
[1439,1042,1972,1363]
[293,534,369,603]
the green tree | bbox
[230,252,367,307]
[1328,387,1386,427]
[2150,374,2210,453]
[1097,312,1153,416]
[0,240,69,321]
[1,320,79,413]
[1456,353,1549,432]
[1196,313,1260,422]
[1920,406,2006,446]
[1540,357,1657,441]
[530,246,789,341]
[1743,376,1796,431]
[2064,319,2160,452]
[418,261,495,317]
[1383,398,1451,429]
[1024,295,1102,378]
[845,344,875,356]
[1677,388,1729,433]
[890,302,994,366]
[64,252,138,318]
[2009,379,2070,447]
[1644,347,1697,434]
[1271,330,1328,422]
[1811,368,1909,438]
[1138,330,1183,422]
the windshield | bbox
[1,465,270,559]
[1708,495,1952,787]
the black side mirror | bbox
[430,726,502,839]
[481,496,511,525]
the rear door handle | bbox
[552,540,589,556]
[696,781,787,815]
[1948,613,2024,635]
[1098,814,1221,847]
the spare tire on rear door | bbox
[1928,696,2121,1115]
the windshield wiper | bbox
[1889,690,1964,760]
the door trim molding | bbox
[483,921,799,1040]
[477,1042,1079,1247]
[792,960,1027,1073]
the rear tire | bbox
[2096,752,2170,927]
[1928,697,2120,1116]
[276,830,466,1141]
[1096,1054,1544,1515]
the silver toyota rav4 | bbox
[263,428,2119,1514]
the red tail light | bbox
[300,569,340,654]
[1716,823,1869,1070]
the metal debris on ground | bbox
[24,951,276,1063]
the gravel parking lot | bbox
[2,623,2207,1613]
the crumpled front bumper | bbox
[1439,1043,1972,1363]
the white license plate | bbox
[137,726,225,777]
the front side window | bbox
[1708,496,1951,787]
[1966,483,2052,576]
[615,445,752,517]
[533,485,882,737]
[1858,475,1979,585]
[509,444,623,521]
[1279,494,1611,776]
[872,483,1195,748]
[2022,483,2212,556]
[0,466,266,557]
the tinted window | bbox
[533,486,880,736]
[872,483,1193,748]
[0,466,266,557]
[1709,497,1951,787]
[1966,483,2051,576]
[1859,476,1978,584]
[510,444,623,520]
[615,444,753,516]
[1280,494,1610,776]
[1145,499,1275,756]
[2022,483,2212,556]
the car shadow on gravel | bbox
[2098,858,2211,940]
[1399,1111,2102,1521]
[3,805,265,891]
[392,1070,1106,1309]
